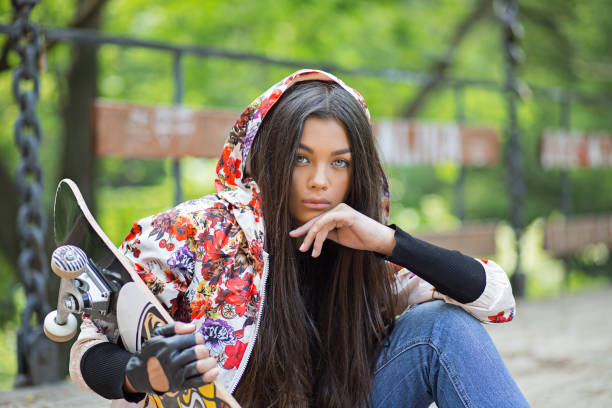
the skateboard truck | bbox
[44,245,114,342]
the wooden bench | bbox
[543,214,612,256]
[414,222,498,257]
[92,99,236,159]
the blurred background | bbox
[0,0,611,406]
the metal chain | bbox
[495,0,526,297]
[9,0,56,386]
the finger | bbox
[301,214,336,254]
[172,333,197,351]
[311,223,335,258]
[298,220,323,252]
[183,375,206,389]
[202,367,220,384]
[196,357,218,374]
[194,344,210,359]
[184,369,220,389]
[173,346,198,367]
[183,361,200,379]
[152,323,176,337]
[183,358,218,382]
[174,322,196,334]
[289,217,316,237]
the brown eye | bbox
[295,154,308,165]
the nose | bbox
[308,163,329,191]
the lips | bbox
[302,198,331,210]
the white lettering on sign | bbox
[153,107,196,150]
[540,129,612,169]
[125,108,152,151]
[377,120,467,165]
[123,106,197,152]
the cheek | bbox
[339,171,351,201]
[290,170,301,196]
[289,170,302,208]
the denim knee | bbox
[380,301,488,364]
[373,301,529,408]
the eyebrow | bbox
[298,144,351,155]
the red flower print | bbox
[480,259,489,264]
[223,340,247,369]
[124,240,141,258]
[234,108,250,130]
[247,238,264,276]
[258,89,282,117]
[216,146,242,186]
[190,293,213,320]
[215,178,225,193]
[125,223,142,242]
[164,269,186,292]
[202,257,229,282]
[390,262,404,273]
[225,277,251,306]
[488,311,514,323]
[235,304,246,317]
[171,216,196,241]
[149,210,180,241]
[248,189,263,223]
[199,226,234,261]
[134,263,164,295]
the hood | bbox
[214,69,389,246]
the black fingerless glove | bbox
[125,323,206,394]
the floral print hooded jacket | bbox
[70,69,515,396]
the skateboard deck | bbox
[47,178,240,408]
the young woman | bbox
[70,70,529,407]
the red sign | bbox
[540,129,612,169]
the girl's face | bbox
[289,117,352,226]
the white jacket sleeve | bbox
[394,259,516,324]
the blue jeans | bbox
[371,300,530,407]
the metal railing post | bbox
[173,51,184,205]
[453,84,467,224]
[559,94,572,290]
[496,0,526,297]
[559,95,572,217]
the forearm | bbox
[80,342,145,402]
[379,225,486,304]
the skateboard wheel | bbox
[51,245,87,279]
[44,310,78,342]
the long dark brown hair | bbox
[235,80,396,407]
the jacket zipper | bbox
[229,250,270,394]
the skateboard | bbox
[43,178,240,408]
